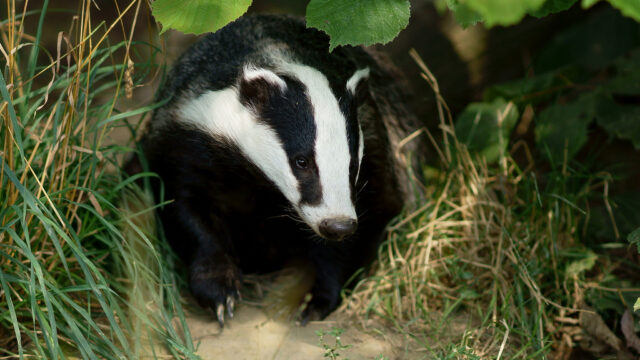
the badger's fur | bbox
[138,14,421,325]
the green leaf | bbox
[535,94,595,164]
[565,250,598,279]
[534,8,640,72]
[446,0,483,27]
[152,0,252,35]
[605,0,640,22]
[582,0,600,7]
[593,95,640,149]
[628,227,640,254]
[306,0,410,51]
[634,297,640,312]
[484,72,560,105]
[607,49,640,95]
[531,0,579,17]
[447,0,581,27]
[462,0,547,26]
[455,98,519,162]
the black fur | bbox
[138,14,415,324]
[240,74,322,206]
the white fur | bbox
[279,62,358,232]
[178,88,300,205]
[346,67,369,94]
[242,65,287,90]
[349,69,368,183]
[356,125,364,183]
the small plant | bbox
[316,327,352,360]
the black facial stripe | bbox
[339,92,360,189]
[246,74,323,205]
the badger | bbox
[136,14,421,326]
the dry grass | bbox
[340,50,637,359]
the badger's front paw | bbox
[189,257,242,328]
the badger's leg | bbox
[301,216,391,324]
[301,241,354,324]
[159,198,241,328]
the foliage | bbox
[0,1,197,358]
[152,0,251,34]
[151,0,639,53]
[441,0,640,27]
[306,0,410,51]
[454,98,519,163]
[630,227,640,254]
[342,24,640,354]
[152,0,410,50]
[446,0,547,27]
[479,9,640,166]
[316,327,352,360]
[533,95,592,165]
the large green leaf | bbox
[534,94,595,164]
[462,0,547,26]
[455,98,519,162]
[152,0,252,35]
[635,297,640,312]
[306,0,411,51]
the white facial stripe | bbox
[279,62,357,228]
[356,125,364,183]
[178,88,300,204]
[346,67,370,94]
[242,65,287,90]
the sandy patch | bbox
[186,305,409,359]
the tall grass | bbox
[341,51,640,358]
[1,1,197,358]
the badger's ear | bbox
[238,66,287,110]
[346,67,370,101]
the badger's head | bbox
[179,61,369,240]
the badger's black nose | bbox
[319,218,357,240]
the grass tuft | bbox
[1,1,197,358]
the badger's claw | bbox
[216,303,225,327]
[189,257,242,328]
[212,295,237,328]
[226,296,235,319]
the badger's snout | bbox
[318,217,357,240]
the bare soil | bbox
[185,305,415,360]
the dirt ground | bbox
[185,305,409,360]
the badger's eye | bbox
[295,156,308,169]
